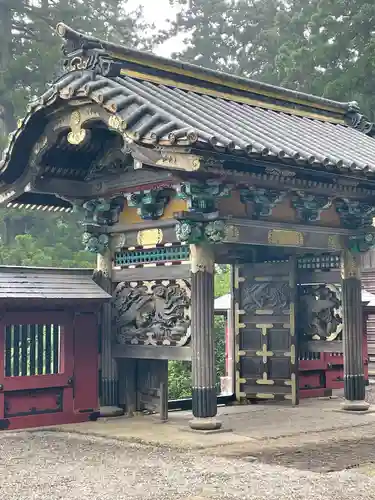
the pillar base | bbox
[99,406,124,418]
[340,400,370,412]
[189,417,222,431]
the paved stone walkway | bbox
[2,430,375,500]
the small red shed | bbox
[0,266,110,431]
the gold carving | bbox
[256,324,274,336]
[136,229,163,247]
[235,370,247,400]
[108,114,126,131]
[284,373,297,404]
[256,393,275,399]
[328,234,342,250]
[156,153,201,171]
[224,224,240,242]
[190,244,214,274]
[268,229,304,246]
[284,345,296,365]
[67,110,86,145]
[256,372,275,385]
[256,344,274,363]
[340,249,360,279]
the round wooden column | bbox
[97,249,123,417]
[341,249,369,411]
[189,244,222,430]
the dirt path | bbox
[2,430,375,500]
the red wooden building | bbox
[361,250,375,376]
[0,266,110,430]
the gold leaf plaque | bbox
[268,229,304,246]
[137,228,163,247]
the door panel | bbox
[234,258,298,404]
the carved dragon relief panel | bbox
[242,281,290,314]
[298,284,342,341]
[112,279,191,346]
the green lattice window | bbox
[115,245,190,266]
[297,254,340,270]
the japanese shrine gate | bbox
[1,22,375,430]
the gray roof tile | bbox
[0,267,110,301]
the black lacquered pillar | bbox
[97,249,123,417]
[189,244,222,430]
[341,249,369,411]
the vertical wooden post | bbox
[341,249,369,411]
[118,358,137,416]
[189,244,221,430]
[160,381,168,422]
[96,248,123,416]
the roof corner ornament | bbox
[345,110,374,135]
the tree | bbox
[169,0,292,81]
[275,0,375,116]
[171,0,375,116]
[0,0,167,265]
[0,209,95,267]
[0,0,165,148]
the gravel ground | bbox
[2,431,375,500]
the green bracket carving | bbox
[176,181,231,214]
[126,188,171,220]
[292,192,332,222]
[82,232,109,254]
[336,199,375,229]
[204,220,227,242]
[81,196,124,226]
[176,220,204,244]
[240,188,286,218]
[175,219,227,244]
[348,233,375,253]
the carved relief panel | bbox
[298,284,342,342]
[112,279,191,346]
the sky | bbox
[128,0,175,26]
[127,0,185,56]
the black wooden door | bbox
[233,258,298,404]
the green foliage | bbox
[168,267,230,399]
[0,209,94,268]
[0,1,167,136]
[171,0,375,116]
[168,361,192,399]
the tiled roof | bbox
[7,68,375,174]
[0,267,110,301]
[2,23,375,211]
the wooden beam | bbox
[303,340,343,353]
[298,270,341,284]
[113,263,190,283]
[222,217,352,251]
[112,344,192,361]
